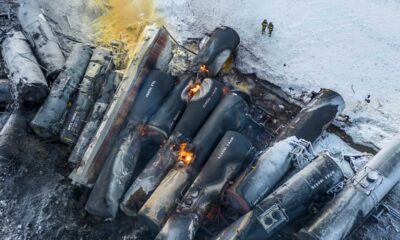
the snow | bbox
[313,132,371,178]
[155,0,400,148]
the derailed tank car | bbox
[225,89,345,213]
[68,71,122,163]
[191,27,240,76]
[59,48,113,145]
[84,70,175,219]
[298,135,400,240]
[30,44,93,139]
[120,78,224,217]
[137,91,250,234]
[214,153,345,240]
[69,25,174,187]
[1,31,49,105]
[120,27,241,217]
[18,2,65,79]
[156,131,253,240]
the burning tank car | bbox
[0,5,399,240]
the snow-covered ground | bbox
[155,0,400,149]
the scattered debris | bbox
[0,2,399,240]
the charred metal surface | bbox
[298,135,400,240]
[1,31,49,105]
[215,153,344,240]
[68,71,122,164]
[192,27,240,76]
[275,89,345,142]
[221,69,301,138]
[69,26,173,187]
[188,91,250,172]
[138,91,250,234]
[225,89,345,213]
[30,44,93,139]
[18,2,65,79]
[83,70,174,219]
[59,48,113,145]
[123,70,175,125]
[156,131,253,240]
[120,78,224,216]
[85,131,141,219]
[146,74,193,138]
[171,78,224,138]
[70,68,174,188]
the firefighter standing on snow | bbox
[268,22,274,37]
[262,19,268,34]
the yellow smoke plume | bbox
[90,0,162,57]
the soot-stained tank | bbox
[59,48,113,145]
[191,27,240,77]
[120,78,224,217]
[137,91,250,234]
[156,131,253,240]
[84,70,174,219]
[145,74,194,138]
[68,71,122,164]
[30,44,93,139]
[18,2,65,79]
[298,135,400,240]
[214,153,344,240]
[225,89,345,213]
[1,31,49,105]
[69,25,174,187]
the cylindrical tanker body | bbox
[215,153,344,240]
[69,26,174,187]
[275,89,345,142]
[30,44,93,139]
[225,89,345,213]
[84,70,174,219]
[120,78,224,216]
[146,74,193,138]
[191,27,240,77]
[68,71,121,163]
[298,135,400,240]
[156,131,253,240]
[1,31,49,105]
[137,91,250,234]
[59,48,113,145]
[18,2,65,79]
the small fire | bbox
[177,143,195,166]
[199,64,209,74]
[188,83,202,99]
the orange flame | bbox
[188,83,202,99]
[199,64,209,74]
[177,143,195,166]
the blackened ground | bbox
[0,108,151,240]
